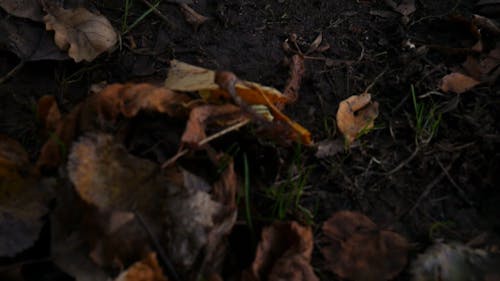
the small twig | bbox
[0,61,25,85]
[435,155,474,207]
[363,66,388,93]
[161,118,251,168]
[385,146,419,176]
[134,211,180,281]
[408,172,446,215]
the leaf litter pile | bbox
[1,0,500,281]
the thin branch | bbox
[0,61,25,85]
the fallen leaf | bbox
[0,17,68,61]
[0,135,48,257]
[165,60,290,106]
[246,221,319,281]
[321,211,408,281]
[411,243,500,281]
[37,95,61,134]
[439,72,481,94]
[336,93,379,145]
[36,83,191,171]
[0,0,44,21]
[43,2,118,62]
[114,252,168,281]
[165,60,312,145]
[181,104,244,146]
[178,3,208,30]
[67,133,168,213]
[67,132,237,277]
[282,55,305,104]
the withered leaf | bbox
[181,104,243,146]
[37,95,61,133]
[336,93,379,145]
[43,3,118,62]
[165,60,312,145]
[36,83,191,171]
[321,211,408,281]
[0,0,44,21]
[67,133,167,213]
[114,252,168,281]
[0,135,48,257]
[439,72,481,94]
[0,17,68,61]
[246,221,318,281]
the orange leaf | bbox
[114,252,168,281]
[336,93,379,145]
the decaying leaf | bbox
[37,83,191,170]
[115,252,169,281]
[411,243,500,281]
[439,72,481,94]
[66,132,237,277]
[37,95,61,133]
[0,17,68,61]
[321,211,408,281]
[0,0,44,21]
[282,55,305,104]
[181,104,244,146]
[245,221,319,281]
[0,135,48,257]
[165,60,312,145]
[68,133,168,213]
[165,60,290,106]
[43,2,118,62]
[336,93,379,145]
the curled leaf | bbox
[178,3,209,30]
[336,93,379,144]
[321,211,408,281]
[246,221,319,281]
[439,72,481,94]
[43,3,118,62]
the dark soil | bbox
[1,0,499,280]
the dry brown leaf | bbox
[0,135,48,257]
[336,93,379,145]
[67,133,168,213]
[181,104,243,146]
[282,55,305,104]
[36,83,191,171]
[439,72,481,94]
[321,211,408,281]
[43,2,118,62]
[115,252,169,281]
[0,0,44,21]
[165,60,290,106]
[165,60,312,145]
[37,95,61,134]
[246,221,318,281]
